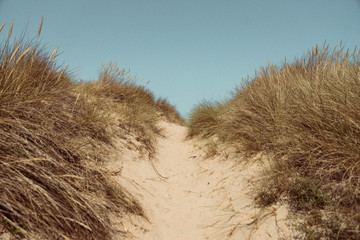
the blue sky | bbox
[1,0,359,117]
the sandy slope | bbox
[110,121,293,240]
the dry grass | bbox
[188,43,360,239]
[187,100,223,137]
[155,97,184,125]
[76,62,183,153]
[76,62,161,154]
[0,21,182,239]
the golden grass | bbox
[155,97,185,125]
[188,43,360,239]
[7,20,13,40]
[187,100,223,137]
[37,16,43,38]
[76,61,183,152]
[0,23,5,33]
[0,21,183,239]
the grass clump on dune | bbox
[0,20,182,239]
[188,43,360,239]
[155,97,185,125]
[187,100,223,138]
[76,62,184,153]
[0,21,141,240]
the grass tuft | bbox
[187,100,223,137]
[188,43,360,239]
[0,21,182,239]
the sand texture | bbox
[109,121,294,239]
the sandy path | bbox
[112,122,292,239]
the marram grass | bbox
[0,20,182,239]
[188,43,360,239]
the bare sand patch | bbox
[108,121,294,239]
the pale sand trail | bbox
[111,121,293,239]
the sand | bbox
[110,121,294,239]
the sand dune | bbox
[109,121,293,239]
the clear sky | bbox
[1,0,359,117]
